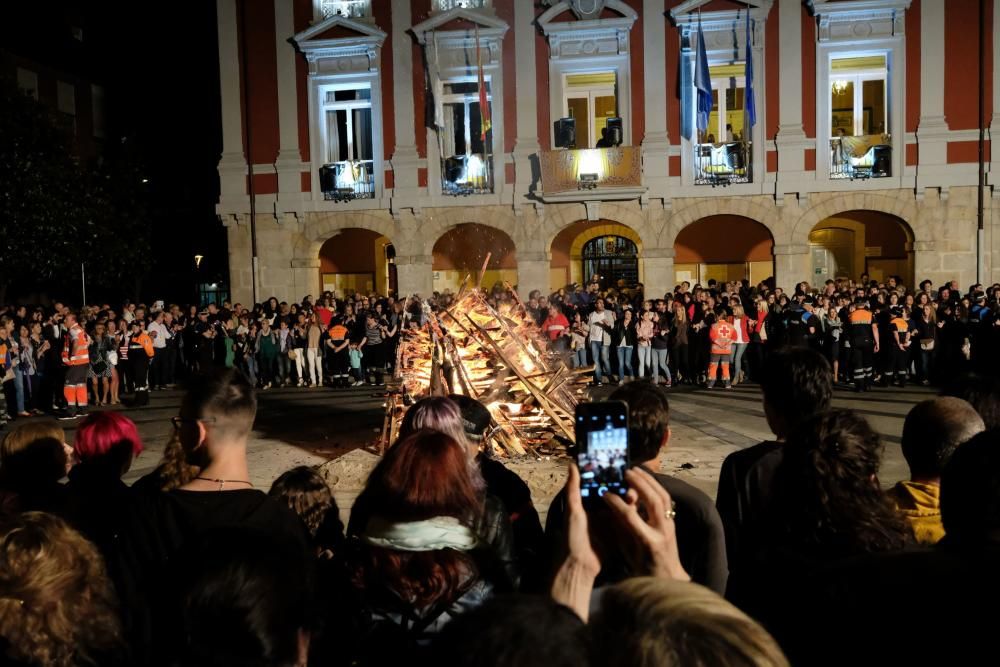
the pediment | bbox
[293,14,386,51]
[538,0,638,30]
[411,8,509,44]
[669,0,773,27]
[807,0,911,42]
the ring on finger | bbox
[664,509,677,520]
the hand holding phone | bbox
[575,401,630,508]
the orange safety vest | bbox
[328,324,348,341]
[710,321,735,355]
[62,326,90,366]
[133,331,155,358]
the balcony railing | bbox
[442,153,493,196]
[694,142,752,187]
[319,160,375,202]
[830,135,892,180]
[319,0,371,19]
[435,0,491,10]
[538,146,643,195]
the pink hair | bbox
[74,412,143,462]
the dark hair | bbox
[609,381,670,464]
[431,595,587,666]
[167,527,313,667]
[941,373,1000,430]
[759,347,832,438]
[269,466,344,557]
[940,429,1000,546]
[901,398,985,479]
[182,368,257,439]
[770,410,912,558]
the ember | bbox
[385,284,589,459]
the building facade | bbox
[215,0,1000,305]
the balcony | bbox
[442,153,494,196]
[829,135,892,180]
[538,146,644,202]
[319,0,371,19]
[694,142,752,187]
[435,0,491,10]
[319,160,375,202]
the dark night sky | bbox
[3,1,228,303]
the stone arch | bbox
[542,201,656,250]
[295,211,397,261]
[805,209,915,286]
[550,219,644,291]
[662,197,781,249]
[790,191,920,248]
[568,222,642,258]
[673,215,775,286]
[419,207,519,256]
[431,223,518,293]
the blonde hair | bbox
[0,512,124,667]
[732,304,746,319]
[1,420,65,461]
[592,578,789,667]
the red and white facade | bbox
[216,0,1000,305]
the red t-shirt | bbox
[316,306,333,327]
[542,313,570,341]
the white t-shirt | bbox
[146,321,170,349]
[587,310,614,345]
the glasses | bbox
[171,416,217,430]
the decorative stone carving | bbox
[808,0,911,43]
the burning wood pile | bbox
[384,285,589,459]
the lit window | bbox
[435,0,491,10]
[692,64,752,186]
[441,80,493,195]
[563,71,618,149]
[319,84,375,200]
[828,54,890,180]
[319,0,371,19]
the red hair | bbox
[74,411,143,462]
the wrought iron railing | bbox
[829,138,892,180]
[693,142,752,186]
[441,153,494,196]
[435,0,491,10]
[319,160,375,202]
[319,0,371,19]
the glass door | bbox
[564,71,617,149]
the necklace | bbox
[194,476,253,491]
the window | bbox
[828,54,890,180]
[441,79,493,195]
[693,64,752,186]
[563,71,617,149]
[435,0,490,10]
[16,68,38,100]
[319,0,371,19]
[319,84,375,200]
[582,236,639,288]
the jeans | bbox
[306,348,322,385]
[572,346,587,368]
[276,354,291,384]
[243,356,258,387]
[590,341,611,382]
[652,348,672,383]
[12,367,25,413]
[918,349,933,382]
[637,345,652,378]
[730,343,748,380]
[616,346,634,379]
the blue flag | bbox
[745,10,756,129]
[694,18,712,135]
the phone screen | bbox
[575,401,629,504]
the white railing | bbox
[441,153,494,195]
[319,160,375,201]
[694,142,752,186]
[829,137,892,180]
[319,0,371,19]
[435,0,491,11]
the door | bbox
[564,72,617,149]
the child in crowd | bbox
[348,343,364,386]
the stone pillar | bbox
[642,248,675,300]
[224,216,254,306]
[290,258,321,303]
[512,0,540,203]
[516,251,551,300]
[217,0,247,205]
[389,0,421,208]
[641,0,670,197]
[775,0,808,178]
[916,0,949,177]
[274,0,303,214]
[395,255,434,298]
[772,244,811,291]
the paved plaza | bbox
[60,380,935,525]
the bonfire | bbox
[384,278,589,459]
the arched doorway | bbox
[432,223,517,293]
[674,215,774,286]
[549,220,643,291]
[318,228,396,297]
[808,210,913,287]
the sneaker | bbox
[706,381,715,389]
[724,381,733,390]
[57,411,78,421]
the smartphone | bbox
[575,401,630,507]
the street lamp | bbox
[195,254,204,269]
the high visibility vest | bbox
[62,326,89,366]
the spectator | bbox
[0,512,128,667]
[269,465,345,560]
[716,347,833,571]
[888,397,985,544]
[587,298,614,386]
[942,372,1000,429]
[0,420,72,515]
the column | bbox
[217,0,247,204]
[516,251,551,300]
[224,217,254,306]
[992,0,1000,185]
[395,254,434,297]
[389,0,421,206]
[290,258,322,303]
[916,0,949,169]
[641,0,670,197]
[512,0,541,203]
[642,248,676,300]
[775,0,808,175]
[772,244,811,291]
[274,0,303,213]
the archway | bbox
[673,215,774,286]
[549,220,643,291]
[808,210,913,287]
[432,223,517,293]
[318,228,396,297]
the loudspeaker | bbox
[444,156,467,183]
[319,164,337,192]
[872,145,891,177]
[554,117,576,149]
